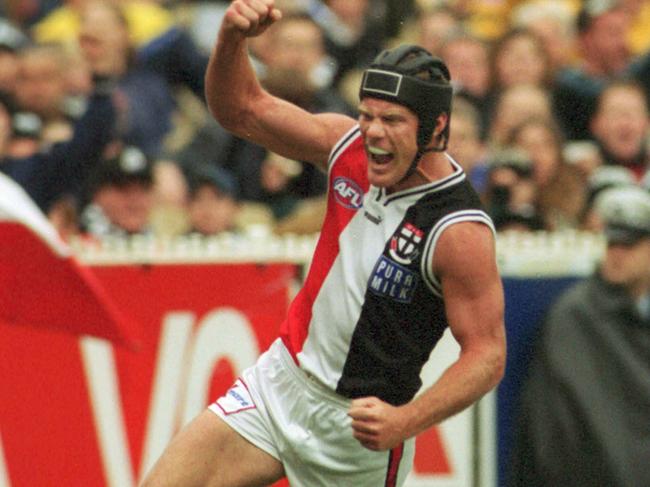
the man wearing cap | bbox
[80,145,154,237]
[185,163,241,236]
[141,1,505,486]
[510,186,650,487]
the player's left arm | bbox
[349,221,506,451]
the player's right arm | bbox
[205,0,355,171]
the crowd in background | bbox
[2,2,650,485]
[0,0,649,241]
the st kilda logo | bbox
[389,222,423,265]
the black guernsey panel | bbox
[336,179,488,405]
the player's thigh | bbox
[141,409,285,487]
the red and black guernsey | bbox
[280,125,495,406]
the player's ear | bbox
[433,113,449,137]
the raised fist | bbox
[222,0,282,37]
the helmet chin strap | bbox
[397,132,447,185]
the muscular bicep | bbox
[434,222,505,357]
[230,91,356,171]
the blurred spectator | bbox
[78,0,177,158]
[489,83,554,149]
[580,164,636,231]
[0,75,118,215]
[439,29,493,139]
[13,44,74,144]
[412,5,460,56]
[483,148,544,232]
[309,0,386,86]
[447,95,488,193]
[136,13,210,103]
[588,79,649,180]
[31,0,174,49]
[510,0,577,73]
[172,0,228,55]
[81,145,154,237]
[186,163,241,236]
[1,0,42,27]
[491,27,553,90]
[383,0,416,39]
[256,151,305,220]
[0,19,29,98]
[59,46,95,117]
[575,0,631,74]
[509,185,650,487]
[552,0,636,141]
[262,12,351,113]
[32,0,210,104]
[442,0,513,41]
[506,116,587,230]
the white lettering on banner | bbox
[81,309,259,487]
[179,308,259,425]
[80,337,136,487]
[0,429,10,487]
[138,313,195,483]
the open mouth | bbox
[367,146,394,164]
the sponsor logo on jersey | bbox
[389,222,423,265]
[332,176,364,209]
[369,255,419,303]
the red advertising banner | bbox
[0,262,296,487]
[1,259,472,487]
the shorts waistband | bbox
[272,339,351,409]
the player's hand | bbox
[222,0,282,37]
[348,397,412,451]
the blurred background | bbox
[1,0,650,486]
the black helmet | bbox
[359,44,453,151]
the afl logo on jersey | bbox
[332,177,364,209]
[389,222,423,265]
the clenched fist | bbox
[348,396,413,451]
[223,0,282,37]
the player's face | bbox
[358,98,419,190]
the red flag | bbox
[0,174,139,347]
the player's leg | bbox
[140,409,285,487]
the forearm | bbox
[403,345,504,437]
[205,27,260,132]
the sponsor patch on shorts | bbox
[214,378,256,415]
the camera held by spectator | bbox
[485,148,544,232]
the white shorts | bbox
[209,338,415,487]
